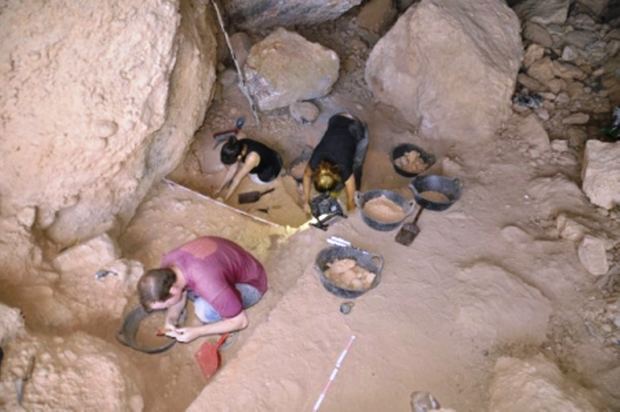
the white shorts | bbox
[249,173,269,185]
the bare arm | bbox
[302,164,313,214]
[224,152,261,200]
[164,291,187,329]
[168,310,249,343]
[344,175,356,211]
[215,163,239,196]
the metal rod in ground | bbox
[312,335,356,412]
[209,0,260,125]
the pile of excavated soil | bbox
[362,195,406,223]
[394,150,429,174]
[419,191,450,204]
[325,258,376,291]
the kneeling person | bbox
[138,236,267,343]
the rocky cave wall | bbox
[0,0,217,246]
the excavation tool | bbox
[395,175,463,246]
[210,0,260,125]
[195,333,230,379]
[212,116,245,148]
[312,335,356,412]
[15,355,35,406]
[395,206,424,246]
[238,187,275,204]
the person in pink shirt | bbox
[137,236,267,343]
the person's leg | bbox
[352,119,369,189]
[235,283,263,309]
[190,285,262,324]
[192,297,223,324]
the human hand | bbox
[165,327,201,343]
[164,322,177,333]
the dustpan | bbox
[195,333,230,379]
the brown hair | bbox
[137,268,176,311]
[312,161,341,193]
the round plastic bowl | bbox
[391,143,436,178]
[355,189,415,231]
[409,175,463,212]
[315,245,384,299]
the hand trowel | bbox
[195,333,230,379]
[238,187,275,204]
[395,206,424,246]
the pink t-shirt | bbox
[161,236,267,318]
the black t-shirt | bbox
[309,115,359,182]
[242,139,282,181]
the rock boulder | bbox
[578,235,609,276]
[52,233,119,274]
[0,302,24,342]
[365,0,522,142]
[490,355,599,411]
[0,0,217,245]
[244,28,339,111]
[581,140,620,209]
[514,0,570,25]
[223,0,362,29]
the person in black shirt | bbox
[302,113,368,212]
[216,136,283,200]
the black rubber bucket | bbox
[409,175,462,211]
[315,245,384,299]
[116,306,185,354]
[355,189,416,231]
[391,143,436,177]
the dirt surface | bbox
[1,3,619,412]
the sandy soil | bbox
[181,110,619,411]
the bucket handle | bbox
[404,198,417,216]
[369,253,384,274]
[453,178,463,193]
[354,191,364,209]
[408,179,418,194]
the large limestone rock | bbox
[244,28,340,111]
[576,0,609,16]
[357,0,398,34]
[489,355,600,411]
[514,0,570,25]
[0,302,24,343]
[223,0,362,29]
[581,140,620,209]
[52,233,119,274]
[0,0,217,245]
[0,333,143,411]
[578,235,609,276]
[365,0,522,142]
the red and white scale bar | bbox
[312,335,357,412]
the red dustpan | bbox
[195,333,229,379]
